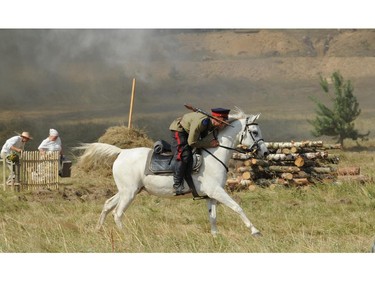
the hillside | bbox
[0,29,374,152]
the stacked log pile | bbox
[227,140,347,190]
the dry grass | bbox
[1,180,375,253]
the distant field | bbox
[1,95,373,155]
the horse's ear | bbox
[251,113,261,122]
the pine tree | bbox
[309,71,369,147]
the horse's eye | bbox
[252,131,258,136]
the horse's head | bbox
[234,111,269,159]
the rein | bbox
[202,147,229,172]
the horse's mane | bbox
[228,106,251,122]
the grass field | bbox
[1,182,374,253]
[0,140,375,253]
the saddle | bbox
[146,140,202,175]
[146,140,208,200]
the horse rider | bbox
[1,131,33,185]
[169,107,230,195]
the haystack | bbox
[98,126,154,149]
[73,126,154,178]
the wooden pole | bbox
[128,78,136,129]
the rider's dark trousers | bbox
[170,130,193,189]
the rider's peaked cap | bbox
[211,108,230,119]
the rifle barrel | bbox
[184,104,233,127]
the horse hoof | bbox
[252,231,263,237]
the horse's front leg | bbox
[207,198,218,236]
[209,188,262,237]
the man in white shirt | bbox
[36,129,64,178]
[1,131,33,185]
[38,128,63,156]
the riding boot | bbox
[184,159,194,191]
[173,160,186,195]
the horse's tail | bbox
[74,142,122,171]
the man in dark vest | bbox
[169,107,230,195]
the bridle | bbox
[203,117,264,172]
[237,117,265,153]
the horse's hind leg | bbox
[113,187,138,229]
[96,193,120,230]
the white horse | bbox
[77,109,269,236]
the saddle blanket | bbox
[145,150,202,176]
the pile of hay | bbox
[73,126,154,178]
[97,126,154,149]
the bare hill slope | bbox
[0,29,374,148]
